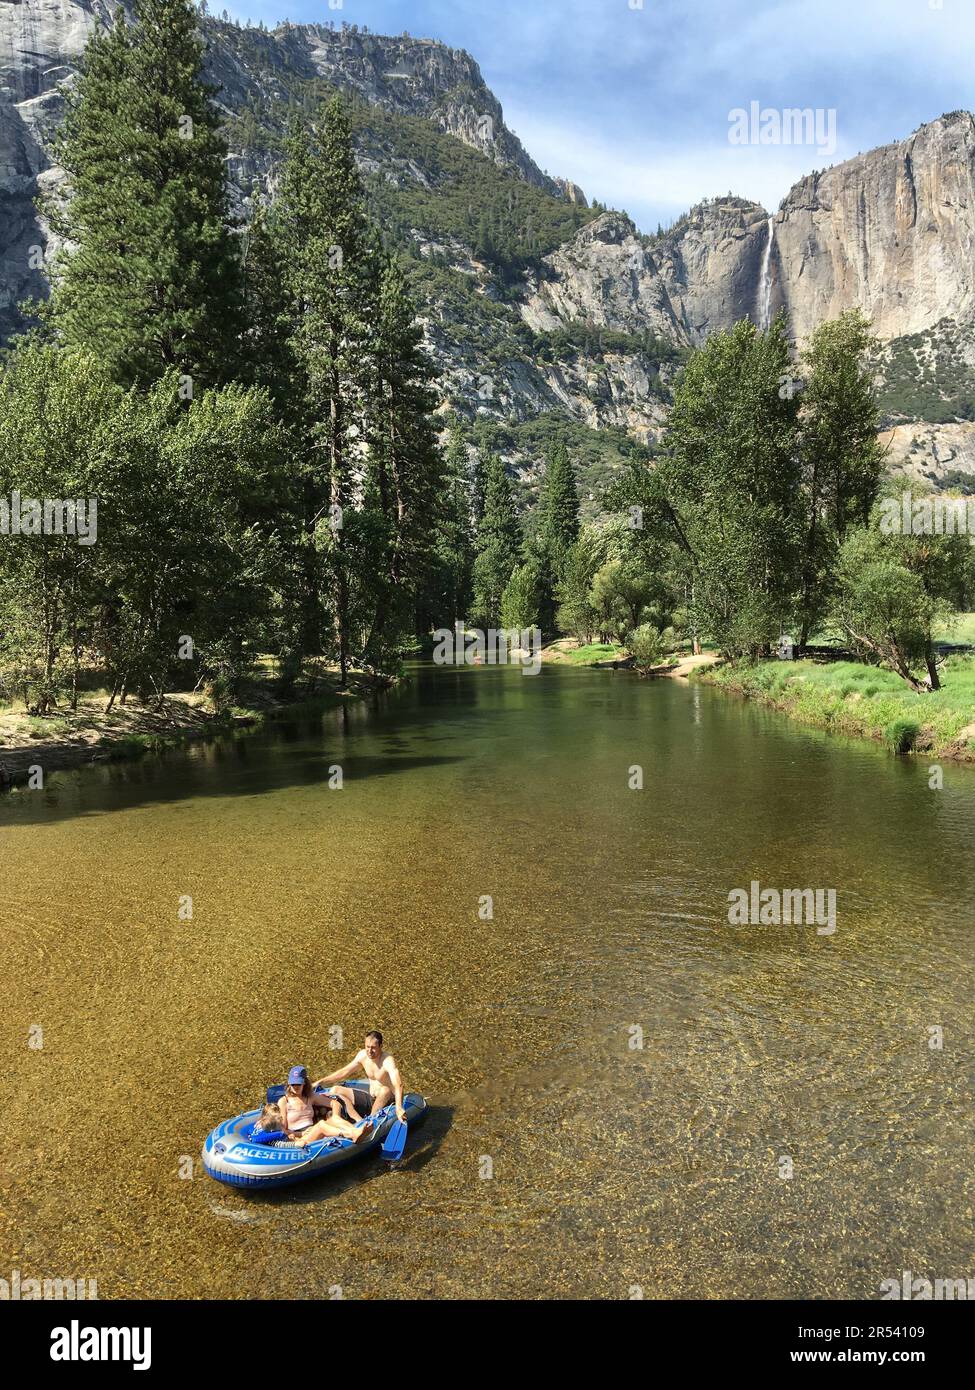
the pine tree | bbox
[362,250,444,665]
[46,0,243,389]
[240,200,296,407]
[275,97,377,685]
[427,414,475,627]
[472,453,521,627]
[530,438,580,632]
[540,439,580,573]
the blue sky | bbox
[223,0,975,232]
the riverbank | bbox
[0,664,385,786]
[694,656,975,761]
[541,637,717,678]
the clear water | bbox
[1,664,972,1299]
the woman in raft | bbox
[274,1065,372,1147]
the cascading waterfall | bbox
[758,216,775,329]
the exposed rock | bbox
[882,422,975,483]
[775,113,975,342]
[652,197,773,344]
[552,176,587,206]
[521,210,687,343]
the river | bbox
[1,664,972,1299]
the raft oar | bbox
[380,1116,408,1161]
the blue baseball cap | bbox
[288,1065,308,1086]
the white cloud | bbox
[507,110,858,229]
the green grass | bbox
[935,611,975,646]
[697,656,975,758]
[565,643,624,665]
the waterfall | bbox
[758,216,775,330]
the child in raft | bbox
[277,1065,372,1147]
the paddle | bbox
[380,1115,408,1161]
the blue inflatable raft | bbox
[202,1080,427,1190]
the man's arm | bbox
[385,1055,407,1123]
[314,1050,364,1088]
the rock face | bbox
[653,198,775,344]
[521,210,687,343]
[0,3,569,335]
[209,20,557,190]
[882,422,975,485]
[774,112,975,342]
[527,114,975,350]
[0,0,114,336]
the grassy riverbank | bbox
[541,637,689,671]
[0,663,385,785]
[695,656,975,760]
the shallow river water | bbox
[1,664,972,1299]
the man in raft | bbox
[315,1030,408,1125]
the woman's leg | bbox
[293,1118,341,1148]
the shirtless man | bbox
[315,1031,407,1124]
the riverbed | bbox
[1,664,972,1299]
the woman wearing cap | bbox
[279,1065,371,1147]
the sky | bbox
[222,0,975,232]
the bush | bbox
[884,719,921,754]
[626,623,666,672]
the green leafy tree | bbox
[555,523,617,643]
[500,562,542,631]
[659,315,802,659]
[834,493,973,691]
[832,528,940,691]
[627,623,667,673]
[796,310,884,646]
[0,345,121,710]
[0,343,289,711]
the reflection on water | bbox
[0,664,973,1299]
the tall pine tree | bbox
[46,0,243,388]
[540,439,580,570]
[536,437,580,630]
[275,98,377,685]
[472,453,521,627]
[427,414,475,628]
[362,250,444,666]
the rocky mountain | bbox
[0,1,560,334]
[2,2,974,486]
[532,112,975,354]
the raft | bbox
[202,1080,427,1190]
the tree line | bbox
[0,0,457,712]
[0,0,963,712]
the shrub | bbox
[626,623,666,672]
[884,719,921,754]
